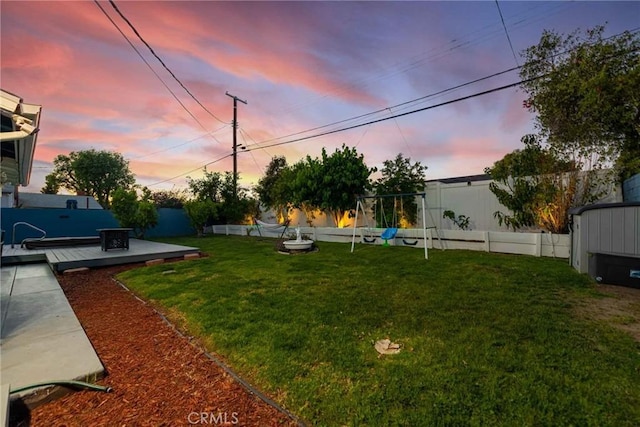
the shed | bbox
[623,173,640,202]
[569,202,640,288]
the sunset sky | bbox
[2,1,638,194]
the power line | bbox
[239,129,266,175]
[390,108,414,159]
[353,124,372,149]
[247,27,639,152]
[147,28,639,187]
[147,153,233,187]
[108,0,226,124]
[271,2,570,117]
[147,115,267,188]
[93,0,219,140]
[155,76,528,186]
[249,65,521,149]
[244,76,541,154]
[245,31,640,154]
[129,124,230,160]
[239,128,273,158]
[147,76,528,187]
[495,0,520,66]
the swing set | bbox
[350,192,442,260]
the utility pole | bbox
[226,91,247,199]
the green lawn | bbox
[118,236,640,426]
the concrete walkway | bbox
[0,263,104,421]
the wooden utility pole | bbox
[225,91,247,199]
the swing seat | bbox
[381,228,398,240]
[402,239,418,246]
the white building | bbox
[1,89,42,208]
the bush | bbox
[183,200,218,236]
[111,188,159,238]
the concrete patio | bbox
[0,239,201,426]
[1,263,104,426]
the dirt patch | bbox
[573,283,640,342]
[16,263,301,426]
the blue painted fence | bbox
[1,208,194,243]
[148,208,195,238]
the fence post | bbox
[535,232,542,257]
[426,228,433,249]
[484,231,490,252]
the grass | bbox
[118,235,640,426]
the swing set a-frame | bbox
[349,192,443,260]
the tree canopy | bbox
[186,169,257,224]
[283,145,372,227]
[520,26,640,182]
[43,149,135,208]
[183,199,218,236]
[111,187,158,239]
[287,155,324,226]
[374,153,427,226]
[186,168,225,203]
[318,145,372,227]
[485,135,601,233]
[150,189,187,209]
[486,25,639,232]
[41,174,60,194]
[254,156,290,221]
[254,145,372,227]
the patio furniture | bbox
[97,228,132,251]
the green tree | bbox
[183,199,218,237]
[187,169,255,224]
[40,174,60,194]
[218,172,257,224]
[186,168,224,202]
[255,156,291,221]
[150,189,187,209]
[485,135,596,233]
[111,187,158,239]
[318,145,372,227]
[43,149,135,208]
[443,210,471,231]
[520,26,640,183]
[288,155,324,226]
[374,153,427,226]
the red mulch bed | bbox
[18,263,300,426]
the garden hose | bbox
[10,380,112,395]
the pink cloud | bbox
[42,1,383,108]
[5,0,632,194]
[113,3,385,106]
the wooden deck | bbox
[1,239,200,272]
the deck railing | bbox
[11,222,46,248]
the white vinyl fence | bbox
[207,225,570,259]
[256,175,621,233]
